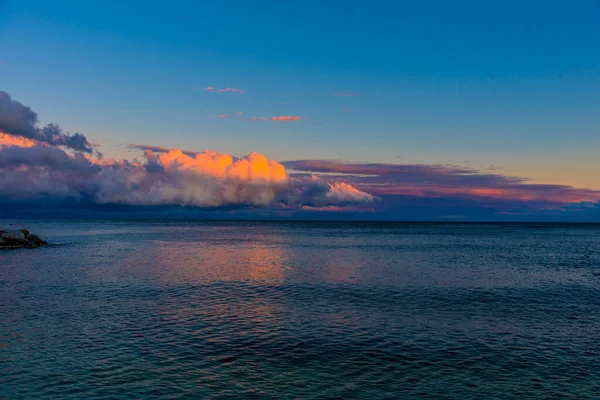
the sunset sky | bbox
[1,1,599,220]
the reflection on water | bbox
[1,220,600,398]
[117,234,288,284]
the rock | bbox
[0,228,47,249]
[0,237,26,249]
[1,230,28,244]
[27,234,47,246]
[2,230,26,240]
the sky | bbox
[0,0,599,220]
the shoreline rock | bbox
[0,228,48,249]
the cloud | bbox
[276,175,377,208]
[217,114,232,119]
[0,91,94,153]
[0,143,375,210]
[271,116,304,122]
[218,88,243,93]
[2,139,599,220]
[249,116,305,122]
[205,86,244,93]
[343,108,351,112]
[284,160,600,205]
[126,143,201,157]
[334,92,357,97]
[0,145,99,172]
[0,132,38,148]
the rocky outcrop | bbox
[0,228,48,249]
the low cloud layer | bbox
[284,160,600,205]
[0,144,375,209]
[0,91,94,153]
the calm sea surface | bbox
[1,220,599,399]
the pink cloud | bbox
[217,114,232,119]
[248,116,305,122]
[271,116,304,122]
[343,108,351,112]
[334,92,357,97]
[236,111,243,116]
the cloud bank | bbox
[0,91,374,210]
[0,145,375,209]
[2,91,598,220]
[284,160,600,206]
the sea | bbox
[1,220,599,399]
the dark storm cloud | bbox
[0,91,94,153]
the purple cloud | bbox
[283,160,600,204]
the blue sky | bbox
[0,1,599,220]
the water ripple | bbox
[1,221,600,398]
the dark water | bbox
[1,220,600,399]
